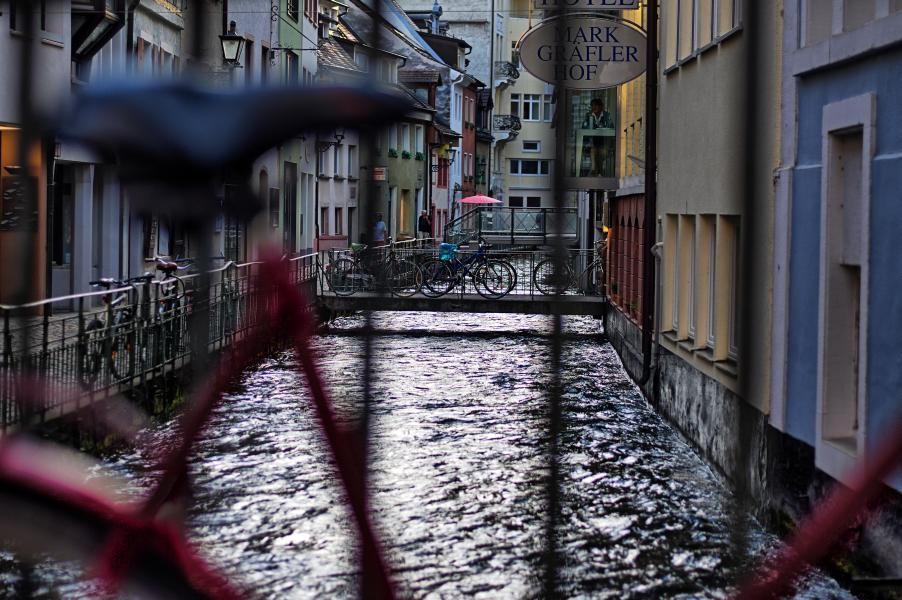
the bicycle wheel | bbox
[386,259,421,297]
[533,258,573,295]
[327,258,359,296]
[475,260,516,299]
[420,259,455,297]
[79,337,102,385]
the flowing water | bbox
[2,312,852,599]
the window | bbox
[816,95,872,481]
[333,144,342,176]
[288,0,299,21]
[509,196,524,207]
[320,207,329,236]
[665,0,741,67]
[261,46,269,84]
[437,158,449,188]
[305,0,318,24]
[664,215,679,331]
[269,188,280,229]
[286,51,299,85]
[510,159,550,175]
[522,140,541,153]
[317,148,326,175]
[244,40,253,84]
[543,94,553,121]
[388,125,398,150]
[401,124,411,152]
[677,215,695,340]
[355,52,370,71]
[526,197,541,208]
[414,126,424,153]
[511,94,545,121]
[283,162,298,252]
[700,215,716,349]
[335,207,343,235]
[347,145,357,177]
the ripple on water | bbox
[8,313,853,599]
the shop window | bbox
[509,196,524,208]
[526,197,541,208]
[334,207,343,235]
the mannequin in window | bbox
[581,98,613,177]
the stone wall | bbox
[605,304,902,582]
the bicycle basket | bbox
[350,242,366,255]
[439,243,458,261]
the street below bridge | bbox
[10,312,850,599]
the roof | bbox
[334,23,359,43]
[399,69,442,84]
[394,84,434,113]
[433,121,460,138]
[317,39,362,73]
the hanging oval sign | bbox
[517,16,647,89]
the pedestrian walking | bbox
[373,213,387,246]
[418,210,432,248]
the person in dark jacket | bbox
[418,210,432,247]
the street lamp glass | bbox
[220,34,245,63]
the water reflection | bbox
[4,312,852,598]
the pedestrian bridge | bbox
[314,245,607,318]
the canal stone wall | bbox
[605,305,770,506]
[605,304,902,584]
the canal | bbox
[4,312,851,598]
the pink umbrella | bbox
[459,194,502,204]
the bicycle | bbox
[80,274,153,385]
[327,237,421,297]
[150,256,193,361]
[420,239,517,299]
[532,239,605,296]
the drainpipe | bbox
[125,0,141,73]
[637,0,657,387]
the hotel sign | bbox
[533,0,640,8]
[517,16,646,89]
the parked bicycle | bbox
[327,237,421,297]
[420,239,517,299]
[532,239,605,296]
[80,274,153,385]
[151,256,193,361]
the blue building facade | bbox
[772,5,902,494]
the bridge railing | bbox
[444,207,580,246]
[317,245,605,299]
[0,253,318,431]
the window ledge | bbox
[317,173,331,180]
[714,358,739,378]
[333,176,346,181]
[677,339,697,353]
[661,330,681,344]
[348,176,359,182]
[662,25,743,77]
[696,347,717,363]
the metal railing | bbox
[317,245,605,299]
[0,253,318,431]
[443,207,579,246]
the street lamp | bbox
[220,21,245,65]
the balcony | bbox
[494,61,520,87]
[492,114,521,143]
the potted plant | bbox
[401,150,412,160]
[387,148,398,158]
[415,151,425,161]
